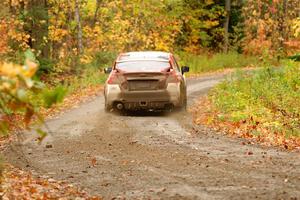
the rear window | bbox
[118,53,169,61]
[116,61,170,72]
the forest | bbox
[0,0,299,141]
[0,0,300,198]
[0,0,299,64]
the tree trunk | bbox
[9,0,16,14]
[75,0,83,55]
[93,0,101,27]
[278,0,287,56]
[26,0,50,59]
[224,0,231,53]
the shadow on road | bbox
[108,109,186,117]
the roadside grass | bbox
[193,60,300,149]
[66,67,107,94]
[177,52,260,74]
[30,67,107,109]
[46,51,260,106]
[59,52,112,95]
[33,51,261,112]
[34,51,115,108]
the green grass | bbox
[29,67,107,109]
[30,51,271,111]
[177,52,260,73]
[66,68,107,94]
[210,60,300,138]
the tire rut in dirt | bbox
[3,76,300,199]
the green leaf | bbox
[16,89,28,102]
[0,121,9,136]
[31,81,45,92]
[24,49,37,62]
[42,85,67,108]
[36,128,47,142]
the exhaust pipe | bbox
[116,103,124,110]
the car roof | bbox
[117,51,171,62]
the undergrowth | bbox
[178,52,260,73]
[30,67,107,110]
[210,60,300,138]
[66,68,107,94]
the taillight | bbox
[107,72,118,84]
[107,71,126,85]
[167,71,181,83]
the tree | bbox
[224,0,231,53]
[93,0,101,27]
[243,0,300,56]
[75,0,83,55]
[25,0,50,59]
[176,0,226,52]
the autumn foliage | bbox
[0,0,298,139]
[0,0,299,66]
[242,0,300,56]
[192,63,300,150]
[0,50,38,132]
[0,50,68,135]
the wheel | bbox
[179,94,187,111]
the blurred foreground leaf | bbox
[42,86,67,108]
[36,128,47,142]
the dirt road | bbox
[5,75,300,199]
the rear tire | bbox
[173,97,187,112]
[179,94,187,111]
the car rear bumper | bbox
[105,83,181,110]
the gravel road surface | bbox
[5,74,300,200]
